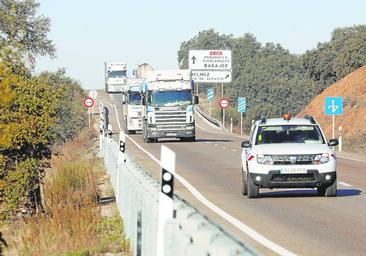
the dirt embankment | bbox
[299,65,366,152]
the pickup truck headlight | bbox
[257,154,274,165]
[313,153,329,164]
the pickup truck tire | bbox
[317,180,337,197]
[241,168,247,196]
[247,173,259,198]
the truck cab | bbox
[241,114,339,198]
[141,70,198,143]
[122,79,143,134]
[104,62,127,93]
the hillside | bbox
[299,65,366,151]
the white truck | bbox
[141,69,198,143]
[241,114,339,198]
[104,62,127,93]
[122,78,144,134]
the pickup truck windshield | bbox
[148,90,192,107]
[255,125,325,145]
[128,92,141,105]
[108,70,126,78]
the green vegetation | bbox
[178,26,366,131]
[0,0,86,222]
[2,130,129,255]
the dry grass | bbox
[2,129,129,255]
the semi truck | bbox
[141,69,198,143]
[104,62,127,93]
[122,78,144,134]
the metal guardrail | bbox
[195,106,229,132]
[98,135,258,256]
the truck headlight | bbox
[257,155,273,165]
[313,153,329,164]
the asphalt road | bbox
[99,91,366,256]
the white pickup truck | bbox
[241,114,339,198]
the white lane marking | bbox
[214,144,218,147]
[232,149,238,152]
[222,146,227,149]
[110,102,296,256]
[196,122,245,139]
[196,123,224,135]
[113,104,122,131]
[338,156,366,164]
[109,93,113,100]
[338,181,353,187]
[205,141,211,144]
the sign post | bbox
[83,96,95,130]
[238,97,247,135]
[324,96,343,150]
[219,98,230,127]
[207,88,214,116]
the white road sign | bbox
[191,70,232,83]
[89,90,98,99]
[189,50,232,70]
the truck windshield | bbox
[148,90,192,107]
[128,92,141,105]
[255,125,325,145]
[108,70,126,78]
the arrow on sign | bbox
[191,56,196,64]
[329,100,339,113]
[225,74,230,79]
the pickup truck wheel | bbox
[247,173,259,198]
[241,168,247,196]
[317,180,337,197]
[325,180,337,197]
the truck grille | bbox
[155,110,186,131]
[271,155,314,165]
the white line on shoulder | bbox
[338,181,353,187]
[338,156,366,164]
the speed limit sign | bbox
[219,98,230,109]
[83,96,94,108]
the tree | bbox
[0,0,56,66]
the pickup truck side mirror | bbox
[193,95,199,104]
[328,139,339,147]
[241,140,251,148]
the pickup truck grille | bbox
[271,155,314,165]
[155,110,187,131]
[271,173,315,182]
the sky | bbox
[35,0,366,90]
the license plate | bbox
[280,167,307,174]
[166,133,177,137]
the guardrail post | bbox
[99,102,104,149]
[339,126,343,152]
[157,145,176,256]
[117,131,126,201]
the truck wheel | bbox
[241,168,248,196]
[247,173,259,198]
